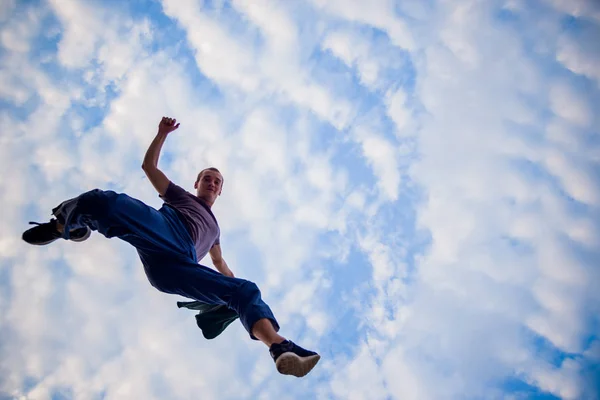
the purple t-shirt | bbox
[160,181,220,260]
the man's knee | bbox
[79,188,116,202]
[238,281,261,302]
[78,189,119,214]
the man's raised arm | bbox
[142,116,180,196]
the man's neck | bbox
[197,195,213,208]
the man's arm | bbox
[142,117,180,196]
[209,244,235,278]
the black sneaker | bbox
[269,340,320,377]
[22,219,91,245]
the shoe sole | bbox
[275,353,320,378]
[24,237,60,246]
[22,227,91,245]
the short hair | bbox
[196,167,223,185]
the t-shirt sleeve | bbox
[159,181,187,202]
[214,235,220,246]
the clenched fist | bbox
[158,116,180,135]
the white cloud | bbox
[549,82,593,127]
[381,345,425,400]
[308,0,415,51]
[385,87,412,134]
[50,0,105,68]
[321,29,382,88]
[564,217,598,249]
[440,3,481,68]
[0,5,43,53]
[49,0,152,89]
[163,0,352,130]
[352,126,401,202]
[557,26,600,85]
[162,0,262,92]
[543,148,599,205]
[231,0,298,54]
[329,344,388,400]
[541,0,600,21]
[526,358,583,400]
[357,228,403,288]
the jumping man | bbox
[22,116,320,377]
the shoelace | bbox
[28,219,62,229]
[28,219,56,226]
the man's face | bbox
[195,170,223,204]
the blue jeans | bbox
[54,189,279,339]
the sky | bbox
[0,0,599,399]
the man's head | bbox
[194,167,223,207]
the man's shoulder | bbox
[161,181,190,200]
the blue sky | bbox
[1,0,599,399]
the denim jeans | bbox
[54,189,279,339]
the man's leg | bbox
[23,189,194,259]
[140,252,320,377]
[139,251,280,336]
[252,318,285,346]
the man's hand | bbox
[158,116,180,135]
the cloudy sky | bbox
[1,0,599,399]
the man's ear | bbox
[194,180,199,189]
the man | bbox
[22,116,320,378]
